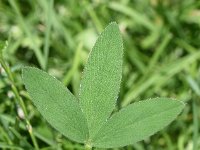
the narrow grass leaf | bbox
[109,2,154,30]
[93,98,184,148]
[22,67,88,143]
[79,22,123,138]
[0,41,7,59]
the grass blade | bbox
[43,0,53,70]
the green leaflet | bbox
[92,98,185,148]
[79,22,123,138]
[22,67,88,143]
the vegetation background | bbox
[0,0,199,149]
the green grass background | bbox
[0,0,200,149]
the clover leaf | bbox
[22,22,184,149]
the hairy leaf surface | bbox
[79,22,123,138]
[22,67,88,143]
[92,98,184,148]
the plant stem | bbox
[0,44,39,150]
[85,145,92,150]
[85,139,92,150]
